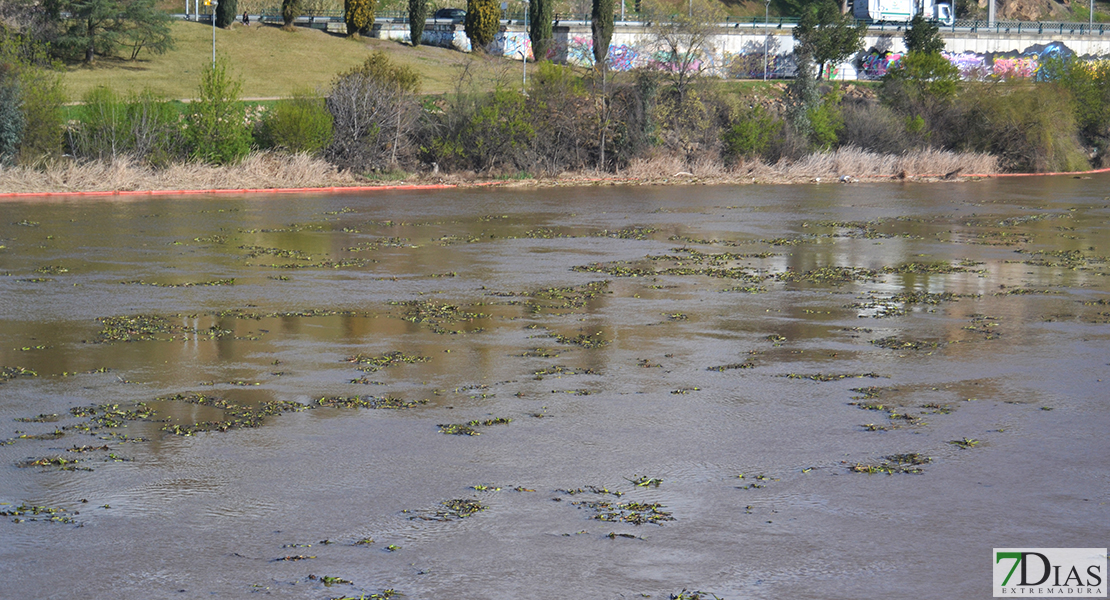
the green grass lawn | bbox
[62,20,523,101]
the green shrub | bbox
[186,57,252,165]
[0,66,24,165]
[260,93,333,154]
[72,86,128,161]
[17,69,66,166]
[465,0,499,50]
[1040,55,1110,153]
[961,82,1089,173]
[807,88,842,151]
[722,105,781,160]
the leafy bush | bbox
[465,0,499,50]
[1040,55,1110,156]
[960,81,1089,173]
[722,104,781,160]
[0,65,24,165]
[186,57,252,165]
[72,86,128,161]
[427,88,536,173]
[17,68,66,166]
[259,93,333,155]
[807,88,842,151]
[838,99,915,155]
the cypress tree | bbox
[215,0,237,28]
[281,0,302,29]
[591,0,614,68]
[465,0,499,51]
[408,0,427,46]
[345,0,374,36]
[529,0,553,61]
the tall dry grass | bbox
[1,147,1004,196]
[622,147,999,183]
[0,152,358,194]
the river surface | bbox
[1,178,1108,600]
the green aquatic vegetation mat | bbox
[119,279,235,287]
[315,396,427,409]
[526,281,610,313]
[881,261,972,275]
[706,362,755,371]
[239,245,314,260]
[0,366,38,383]
[157,393,308,436]
[437,418,512,436]
[0,503,75,524]
[781,372,886,382]
[571,499,675,525]
[775,266,880,285]
[346,351,431,372]
[870,337,940,351]
[849,452,931,474]
[410,498,486,521]
[532,365,598,379]
[554,332,609,349]
[94,315,183,342]
[393,300,487,334]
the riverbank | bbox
[0,148,1013,198]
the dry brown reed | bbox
[1,147,1003,196]
[0,152,358,194]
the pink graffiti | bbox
[859,52,902,80]
[992,56,1039,79]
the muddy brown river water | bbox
[1,178,1108,600]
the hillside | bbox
[62,20,516,100]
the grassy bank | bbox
[62,21,516,99]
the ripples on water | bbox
[1,178,1108,599]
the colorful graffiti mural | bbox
[858,41,1081,81]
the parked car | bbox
[433,7,466,20]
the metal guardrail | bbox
[180,11,1110,36]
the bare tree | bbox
[326,52,421,171]
[639,0,724,104]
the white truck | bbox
[853,0,954,26]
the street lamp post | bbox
[763,0,770,80]
[210,0,218,66]
[522,0,528,93]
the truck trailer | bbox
[853,0,954,25]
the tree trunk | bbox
[85,18,95,63]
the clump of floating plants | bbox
[948,437,980,449]
[410,498,486,521]
[525,281,609,313]
[65,402,156,439]
[870,337,940,352]
[627,476,663,487]
[706,362,755,372]
[881,261,971,274]
[437,418,512,436]
[781,372,886,382]
[571,499,675,525]
[331,590,399,600]
[94,315,183,343]
[532,365,598,380]
[0,365,38,383]
[119,279,234,287]
[157,393,307,436]
[315,396,427,409]
[346,351,430,373]
[17,456,91,471]
[775,266,879,285]
[670,589,724,600]
[393,300,487,334]
[849,453,931,474]
[553,332,609,349]
[0,503,75,524]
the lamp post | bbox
[210,0,218,66]
[759,0,768,80]
[522,0,528,93]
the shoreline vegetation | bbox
[6,10,1110,196]
[0,147,1005,197]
